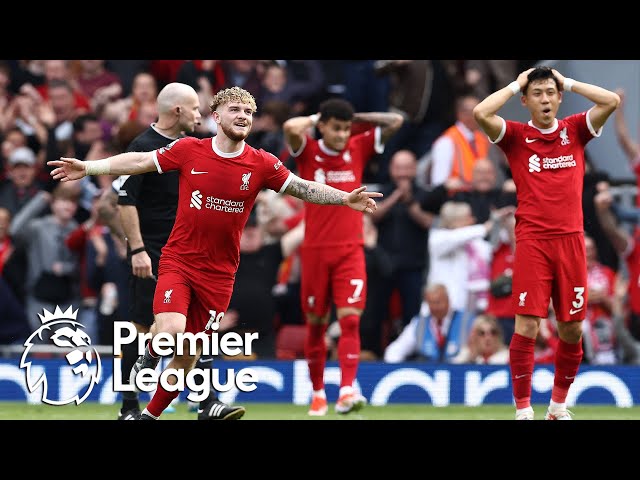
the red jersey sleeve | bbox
[498,119,523,150]
[351,127,380,162]
[564,111,597,146]
[153,136,195,174]
[262,150,293,193]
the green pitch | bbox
[1,402,639,420]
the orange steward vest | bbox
[445,126,490,183]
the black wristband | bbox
[130,247,146,256]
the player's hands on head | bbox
[516,68,535,88]
[346,185,383,214]
[47,157,86,182]
[550,69,567,88]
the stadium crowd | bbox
[1,59,639,368]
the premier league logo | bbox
[20,306,102,406]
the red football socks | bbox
[509,333,536,409]
[551,338,583,403]
[305,323,328,391]
[338,314,360,388]
[146,382,180,418]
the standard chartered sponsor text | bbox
[542,154,576,169]
[326,170,356,183]
[205,196,245,213]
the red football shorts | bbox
[153,260,234,334]
[511,233,587,321]
[300,244,367,316]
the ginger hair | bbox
[209,86,257,114]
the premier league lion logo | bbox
[20,306,102,406]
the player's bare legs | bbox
[130,313,246,420]
[130,312,188,419]
[510,314,540,419]
[545,320,583,420]
[305,312,330,416]
[128,322,183,414]
[334,306,366,414]
[143,338,200,419]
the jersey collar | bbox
[211,136,245,158]
[527,118,559,134]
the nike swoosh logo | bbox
[569,308,583,315]
[191,168,208,175]
[525,137,538,143]
[515,374,529,379]
[314,155,324,162]
[197,409,204,414]
[564,375,576,380]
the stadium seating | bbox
[275,325,307,360]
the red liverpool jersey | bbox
[293,128,381,247]
[153,136,292,279]
[495,111,600,240]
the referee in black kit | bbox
[116,81,245,420]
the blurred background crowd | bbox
[1,59,638,367]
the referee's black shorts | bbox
[127,252,160,328]
[128,274,156,327]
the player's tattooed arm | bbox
[353,112,400,126]
[284,175,346,205]
[353,112,404,143]
[284,175,382,213]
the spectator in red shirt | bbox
[35,60,90,111]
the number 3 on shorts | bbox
[572,286,585,309]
